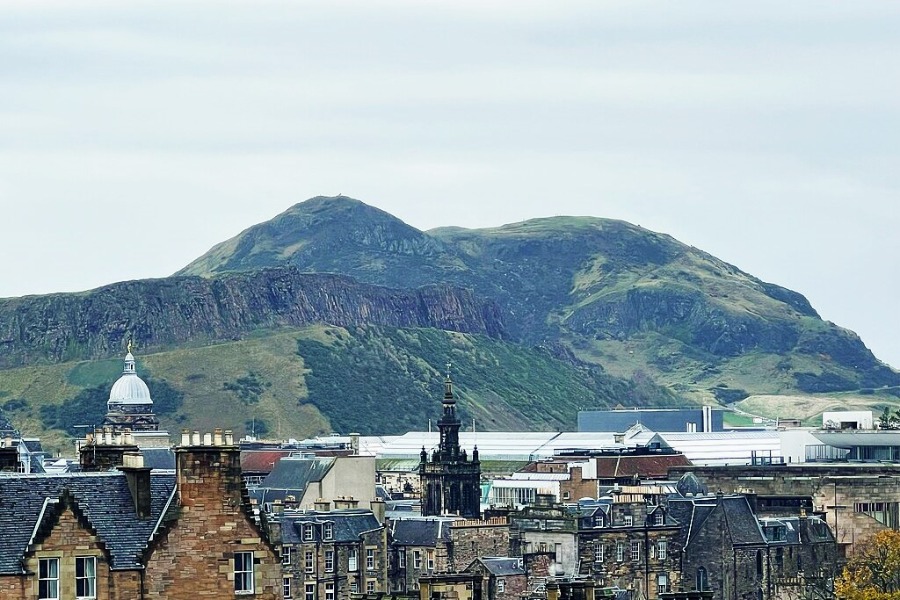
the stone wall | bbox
[144,444,282,599]
[450,518,510,570]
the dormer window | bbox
[623,515,633,527]
[323,522,334,540]
[303,524,314,541]
[654,511,664,526]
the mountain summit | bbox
[178,196,898,400]
[0,196,897,445]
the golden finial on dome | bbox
[127,339,133,354]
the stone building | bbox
[277,506,387,600]
[576,486,681,598]
[509,494,578,578]
[0,429,282,599]
[388,517,455,592]
[668,494,769,600]
[669,463,900,554]
[450,517,511,571]
[465,557,527,600]
[419,373,481,519]
[251,454,377,511]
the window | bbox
[283,578,293,599]
[594,543,605,562]
[282,546,294,566]
[38,558,59,600]
[351,582,359,594]
[325,550,335,573]
[349,548,358,571]
[367,548,376,570]
[305,551,315,573]
[696,567,708,591]
[657,540,667,561]
[623,515,633,527]
[497,578,506,593]
[234,551,255,594]
[325,582,334,600]
[631,541,641,562]
[657,573,668,594]
[593,516,605,528]
[426,550,435,570]
[616,542,625,562]
[323,523,334,541]
[398,550,406,569]
[75,556,97,599]
[414,550,422,569]
[305,583,315,600]
[654,511,665,526]
[366,580,376,594]
[303,525,314,541]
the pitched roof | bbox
[390,518,455,546]
[281,510,382,544]
[259,456,335,491]
[594,454,692,479]
[140,448,176,470]
[0,472,176,574]
[475,557,525,576]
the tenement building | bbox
[419,371,481,519]
[0,429,282,599]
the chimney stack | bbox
[349,433,360,455]
[314,499,332,512]
[371,498,386,524]
[120,452,153,518]
[175,428,243,509]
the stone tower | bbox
[419,370,481,518]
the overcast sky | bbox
[1,1,897,368]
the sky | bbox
[0,1,897,368]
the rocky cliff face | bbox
[0,267,505,368]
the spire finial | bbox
[445,362,452,380]
[127,339,133,354]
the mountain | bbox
[1,195,897,448]
[180,196,900,399]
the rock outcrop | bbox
[0,267,505,368]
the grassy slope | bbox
[0,323,681,452]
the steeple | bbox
[438,365,461,460]
[419,365,481,519]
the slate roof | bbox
[260,456,335,491]
[0,472,176,574]
[668,495,766,549]
[390,518,455,547]
[140,447,176,470]
[475,557,525,576]
[281,510,382,544]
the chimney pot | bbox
[191,431,200,446]
[214,428,224,446]
[203,432,212,446]
[225,430,234,445]
[181,429,190,446]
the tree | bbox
[836,530,900,600]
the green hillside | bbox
[178,196,899,404]
[0,325,679,451]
